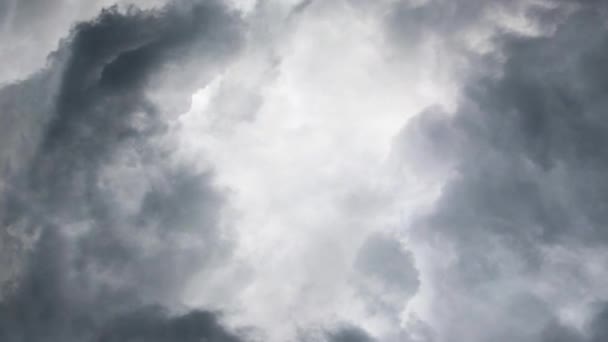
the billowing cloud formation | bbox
[0,1,245,341]
[397,1,608,342]
[3,0,608,341]
[0,0,168,84]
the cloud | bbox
[325,325,376,342]
[393,1,608,341]
[6,0,608,341]
[297,323,376,342]
[0,1,245,341]
[354,233,420,317]
[95,307,243,342]
[0,0,169,84]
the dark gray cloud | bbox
[395,1,608,341]
[541,302,608,342]
[95,307,243,342]
[355,233,419,293]
[0,0,167,84]
[325,325,375,342]
[386,0,528,52]
[354,233,419,318]
[298,324,376,342]
[388,0,484,45]
[406,2,608,246]
[319,322,428,342]
[0,1,245,341]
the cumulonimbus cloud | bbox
[2,1,608,342]
[0,1,246,341]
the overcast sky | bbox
[1,0,608,341]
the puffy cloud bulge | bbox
[1,0,608,342]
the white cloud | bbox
[175,1,454,340]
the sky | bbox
[1,0,608,341]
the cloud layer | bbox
[2,0,608,341]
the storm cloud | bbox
[3,0,608,341]
[396,1,608,341]
[0,1,245,341]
